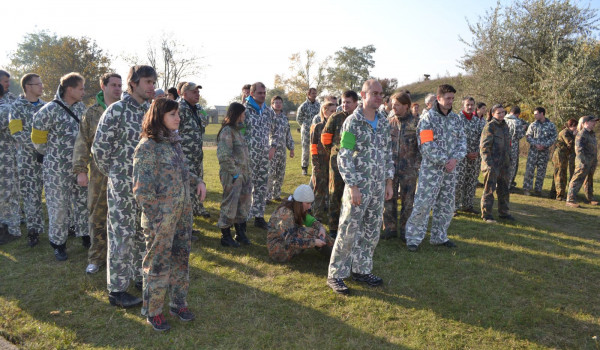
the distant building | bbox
[206,105,228,123]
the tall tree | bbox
[460,0,599,123]
[9,31,112,103]
[327,45,376,94]
[283,50,329,104]
[377,78,398,98]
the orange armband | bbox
[321,132,333,145]
[420,130,434,144]
[310,144,318,155]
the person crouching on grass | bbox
[132,98,207,332]
[267,184,335,263]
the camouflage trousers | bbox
[328,155,345,231]
[106,174,144,293]
[383,172,417,234]
[311,155,329,223]
[267,146,287,201]
[269,227,334,263]
[480,168,510,218]
[141,198,192,317]
[455,156,480,210]
[406,164,457,246]
[328,184,385,279]
[0,146,21,236]
[17,148,45,233]
[218,171,252,228]
[523,148,550,192]
[300,122,310,168]
[248,149,269,219]
[567,161,597,203]
[509,143,520,188]
[87,162,108,266]
[550,153,575,200]
[44,169,88,245]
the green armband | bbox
[340,131,356,150]
[303,214,316,227]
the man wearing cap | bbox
[179,82,210,219]
[327,79,394,295]
[244,82,279,230]
[566,115,598,207]
[522,107,557,196]
[296,88,320,176]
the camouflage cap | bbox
[181,82,202,92]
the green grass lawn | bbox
[1,121,599,349]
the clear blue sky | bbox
[2,0,598,105]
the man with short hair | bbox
[522,107,557,196]
[241,84,251,102]
[179,82,210,219]
[267,96,294,202]
[92,65,157,308]
[454,96,485,214]
[244,82,279,229]
[8,73,46,246]
[0,70,17,105]
[73,72,122,274]
[327,79,394,295]
[32,72,88,261]
[321,90,359,238]
[504,106,528,190]
[405,84,466,252]
[296,88,320,176]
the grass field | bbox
[1,121,599,349]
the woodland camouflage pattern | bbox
[405,101,467,246]
[9,97,46,234]
[550,128,576,200]
[567,128,597,203]
[31,88,88,245]
[523,118,557,192]
[479,117,511,218]
[328,107,394,279]
[0,104,20,236]
[296,98,320,169]
[92,92,148,293]
[454,112,485,210]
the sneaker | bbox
[566,201,580,208]
[147,314,171,332]
[81,236,91,249]
[169,307,195,322]
[351,272,383,287]
[435,240,457,248]
[483,216,496,223]
[327,278,349,295]
[86,263,99,274]
[108,291,142,308]
[499,214,515,221]
[407,244,418,252]
[254,217,268,230]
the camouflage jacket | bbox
[378,105,390,119]
[389,111,421,175]
[8,96,46,151]
[271,110,294,151]
[243,97,277,152]
[133,135,201,229]
[574,129,597,166]
[526,118,557,149]
[178,99,209,176]
[458,111,486,154]
[0,92,17,106]
[72,91,106,174]
[92,92,150,178]
[311,114,321,125]
[553,128,575,160]
[296,98,320,127]
[217,125,250,178]
[0,104,17,155]
[267,206,325,252]
[310,119,330,174]
[417,101,467,168]
[480,117,511,170]
[321,111,350,157]
[31,88,86,169]
[338,106,394,188]
[505,113,528,144]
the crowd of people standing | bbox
[0,67,597,330]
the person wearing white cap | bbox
[266,184,334,262]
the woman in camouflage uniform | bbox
[549,118,578,200]
[267,184,334,263]
[480,104,513,222]
[217,102,252,247]
[133,98,206,332]
[310,102,337,222]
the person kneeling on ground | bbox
[267,184,334,263]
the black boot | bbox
[220,227,240,247]
[0,224,9,245]
[109,291,142,308]
[50,241,67,261]
[254,217,268,230]
[82,236,91,249]
[27,228,39,247]
[234,222,251,245]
